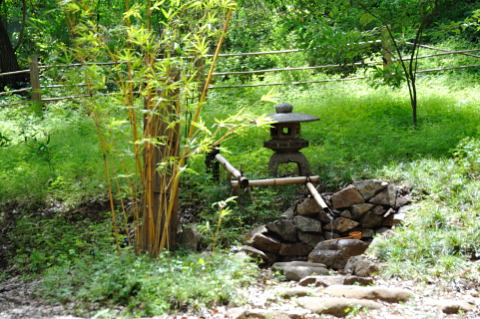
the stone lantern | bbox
[264,102,319,176]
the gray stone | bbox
[343,275,374,285]
[298,232,325,247]
[351,203,374,219]
[250,233,281,254]
[239,245,275,264]
[266,220,297,242]
[276,287,319,298]
[372,205,386,216]
[314,239,369,256]
[361,229,374,238]
[279,242,312,256]
[299,275,346,287]
[428,299,476,314]
[281,206,295,219]
[331,185,365,209]
[360,210,384,228]
[308,249,343,269]
[395,195,412,208]
[299,275,373,287]
[177,225,201,251]
[230,308,294,319]
[340,210,352,218]
[249,225,268,238]
[272,261,329,281]
[324,217,359,233]
[309,239,368,270]
[369,184,397,206]
[294,215,323,233]
[354,180,388,200]
[324,285,413,303]
[297,296,382,317]
[296,197,321,216]
[344,255,380,277]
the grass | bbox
[38,249,258,317]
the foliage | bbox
[7,211,114,274]
[38,250,258,317]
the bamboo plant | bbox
[63,0,265,257]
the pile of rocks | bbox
[242,180,412,266]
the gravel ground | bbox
[1,271,480,319]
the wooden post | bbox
[30,55,43,115]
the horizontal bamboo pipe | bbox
[231,175,319,188]
[215,154,249,188]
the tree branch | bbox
[13,0,27,52]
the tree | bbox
[0,0,28,89]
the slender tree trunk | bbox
[0,15,26,89]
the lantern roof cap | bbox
[266,102,319,124]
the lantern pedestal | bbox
[268,152,311,176]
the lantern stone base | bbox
[268,152,311,176]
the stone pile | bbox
[242,180,412,266]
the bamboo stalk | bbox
[215,153,248,188]
[231,175,320,188]
[305,182,328,210]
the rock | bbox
[229,308,294,319]
[353,180,388,200]
[281,207,295,219]
[298,232,325,247]
[249,225,268,238]
[308,249,343,269]
[340,210,352,218]
[299,275,373,287]
[344,255,380,277]
[324,285,413,303]
[266,220,297,242]
[297,296,381,317]
[360,210,384,228]
[395,195,412,208]
[239,246,276,264]
[361,229,374,238]
[343,275,374,285]
[376,227,393,235]
[250,233,281,254]
[299,275,345,287]
[272,261,329,281]
[296,197,321,215]
[372,205,386,216]
[294,215,322,233]
[331,185,364,209]
[428,299,476,314]
[279,243,312,256]
[351,203,374,219]
[177,225,201,251]
[324,217,359,233]
[369,184,397,206]
[313,239,369,256]
[276,287,319,298]
[309,239,368,270]
[318,209,333,224]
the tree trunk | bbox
[0,16,27,89]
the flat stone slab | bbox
[324,285,413,303]
[272,261,329,281]
[427,299,476,314]
[276,287,319,298]
[297,296,382,317]
[331,185,364,209]
[299,275,373,287]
